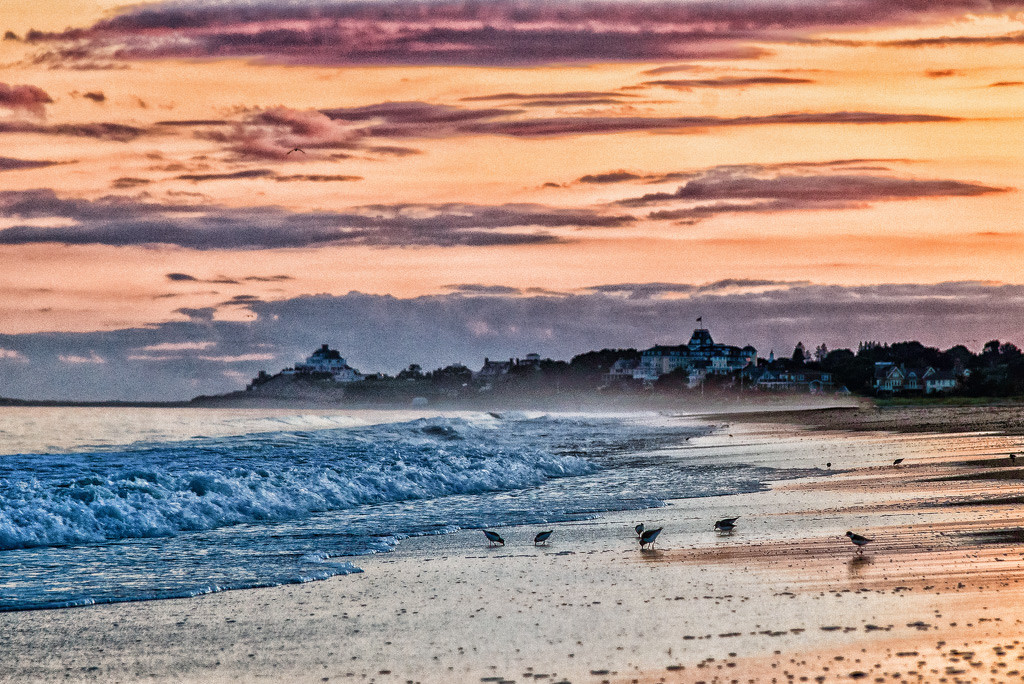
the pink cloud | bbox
[197,107,363,160]
[0,83,53,118]
[30,0,1024,67]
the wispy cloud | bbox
[321,103,959,139]
[58,351,105,365]
[0,82,52,118]
[460,111,959,138]
[443,284,525,295]
[139,341,216,352]
[195,107,364,160]
[27,0,1024,67]
[176,169,276,182]
[615,164,1009,221]
[166,272,294,284]
[0,121,145,141]
[0,156,61,172]
[0,190,631,250]
[641,76,814,90]
[0,348,28,363]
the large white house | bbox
[630,328,756,382]
[282,344,364,382]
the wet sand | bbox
[3,405,1024,683]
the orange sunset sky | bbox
[1,0,1024,399]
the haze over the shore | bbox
[3,1,1024,400]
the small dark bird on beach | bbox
[483,530,505,546]
[635,523,645,537]
[534,530,553,546]
[714,517,739,534]
[1010,453,1017,462]
[846,531,871,553]
[826,462,832,469]
[893,458,904,466]
[639,527,662,549]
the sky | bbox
[2,0,1024,400]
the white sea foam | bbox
[0,416,597,551]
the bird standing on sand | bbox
[534,530,553,546]
[893,458,904,466]
[635,523,645,537]
[714,517,739,534]
[1010,453,1017,462]
[483,530,505,546]
[845,531,871,553]
[639,527,662,549]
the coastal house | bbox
[604,358,640,383]
[282,344,364,382]
[925,369,959,394]
[476,357,513,379]
[747,367,834,393]
[873,362,905,393]
[475,354,542,379]
[873,362,962,395]
[630,328,756,382]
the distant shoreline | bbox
[0,398,189,408]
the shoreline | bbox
[711,401,1024,436]
[2,405,1024,682]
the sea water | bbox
[0,407,809,611]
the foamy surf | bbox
[0,410,792,611]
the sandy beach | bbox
[3,404,1024,683]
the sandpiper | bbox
[635,523,645,537]
[845,531,871,553]
[714,517,739,533]
[483,530,505,546]
[534,530,553,546]
[893,458,904,465]
[639,527,662,549]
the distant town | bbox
[212,326,1024,406]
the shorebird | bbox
[826,462,832,469]
[714,517,739,534]
[483,530,505,546]
[635,523,645,538]
[286,147,306,155]
[893,458,904,466]
[1010,453,1017,462]
[639,527,662,549]
[845,531,872,553]
[534,530,553,546]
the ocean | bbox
[0,406,827,611]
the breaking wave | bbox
[0,415,596,551]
